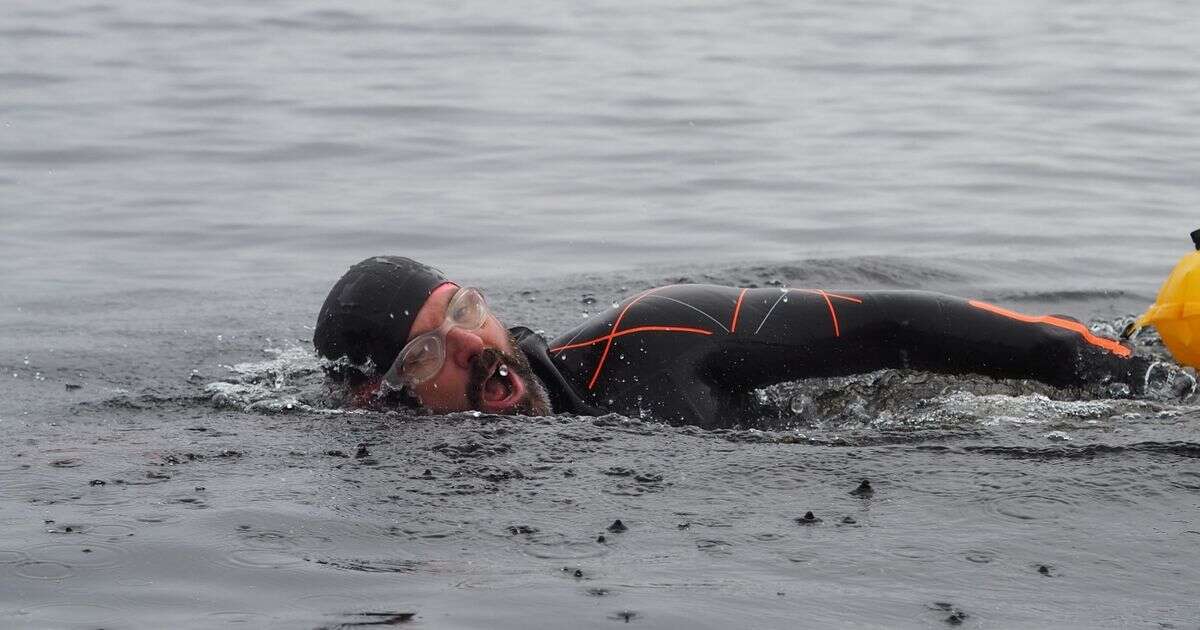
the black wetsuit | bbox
[511,285,1147,427]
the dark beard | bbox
[465,336,552,416]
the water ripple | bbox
[0,71,69,86]
[977,492,1078,523]
[0,550,30,564]
[18,602,119,625]
[27,541,129,569]
[208,548,306,571]
[14,560,74,580]
[0,147,141,165]
[0,27,83,39]
[964,441,1200,460]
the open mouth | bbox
[478,359,525,411]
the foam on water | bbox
[205,346,335,414]
[203,337,1198,441]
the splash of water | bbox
[205,346,338,413]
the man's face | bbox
[402,283,551,415]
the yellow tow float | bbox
[1124,228,1200,369]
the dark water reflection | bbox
[2,393,1199,627]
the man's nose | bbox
[446,326,486,369]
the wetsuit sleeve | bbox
[544,285,1146,427]
[715,290,1147,393]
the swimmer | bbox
[314,256,1150,427]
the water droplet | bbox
[790,394,815,416]
[498,365,509,377]
[1106,382,1131,397]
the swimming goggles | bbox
[382,286,490,387]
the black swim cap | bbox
[313,256,449,381]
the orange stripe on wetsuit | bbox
[549,326,713,353]
[567,286,860,389]
[968,300,1132,358]
[791,289,864,337]
[729,288,748,333]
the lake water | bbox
[2,1,1199,628]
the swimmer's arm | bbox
[713,291,1144,392]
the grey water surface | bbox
[3,0,1200,628]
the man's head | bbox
[313,256,551,416]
